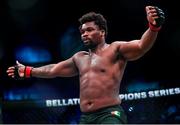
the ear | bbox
[100,30,105,37]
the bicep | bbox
[117,40,144,61]
[52,57,78,77]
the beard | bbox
[83,40,97,49]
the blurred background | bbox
[0,0,180,124]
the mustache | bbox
[82,37,91,41]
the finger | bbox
[148,12,158,17]
[150,16,159,25]
[16,60,23,66]
[8,67,15,70]
[6,69,15,73]
[16,60,20,65]
[146,6,156,11]
[153,16,159,20]
[8,73,14,76]
[147,9,157,15]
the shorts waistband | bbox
[82,104,121,115]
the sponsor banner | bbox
[45,87,180,107]
[46,98,80,107]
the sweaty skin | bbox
[30,19,157,112]
[75,18,157,112]
[7,6,161,113]
[74,44,126,112]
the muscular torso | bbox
[74,43,127,112]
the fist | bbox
[6,61,25,79]
[146,6,165,27]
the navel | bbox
[100,69,106,73]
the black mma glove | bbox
[146,6,165,31]
[14,65,33,80]
[153,7,165,27]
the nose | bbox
[82,31,88,37]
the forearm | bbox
[139,5,165,53]
[31,64,56,78]
[139,28,158,53]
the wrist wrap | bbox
[149,22,161,32]
[24,66,33,78]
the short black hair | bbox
[78,12,108,37]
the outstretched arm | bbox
[116,6,165,61]
[31,57,78,78]
[7,57,78,79]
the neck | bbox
[88,41,107,54]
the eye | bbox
[87,28,92,32]
[86,27,95,32]
[80,30,85,34]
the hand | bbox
[6,60,25,79]
[146,6,165,28]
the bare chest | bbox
[76,52,115,75]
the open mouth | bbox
[83,39,91,44]
[84,40,90,44]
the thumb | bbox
[16,60,20,65]
[16,60,23,66]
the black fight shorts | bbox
[79,105,127,124]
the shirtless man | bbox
[7,6,165,124]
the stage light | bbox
[58,26,83,59]
[127,81,159,92]
[15,45,52,64]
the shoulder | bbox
[109,41,128,49]
[111,41,128,46]
[72,51,88,59]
